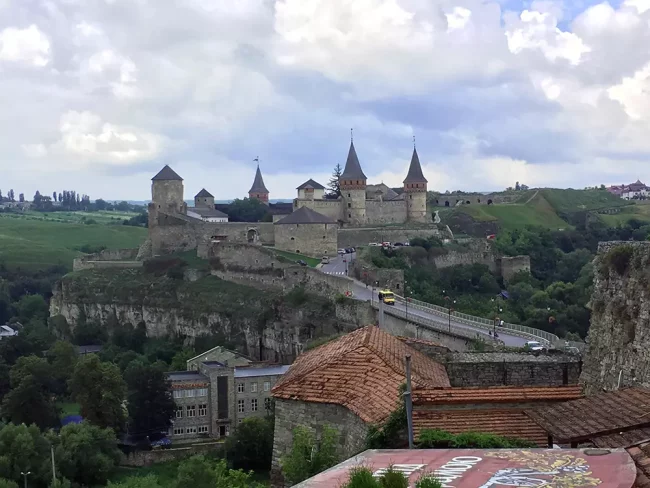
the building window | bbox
[198,425,209,434]
[186,405,196,417]
[238,399,245,413]
[175,407,183,419]
[197,388,208,397]
[186,426,197,435]
[348,193,351,197]
[250,382,258,393]
[173,390,182,399]
[251,399,258,412]
[173,427,185,435]
[290,237,295,241]
[348,213,351,218]
[237,383,244,393]
[264,397,272,410]
[238,419,243,424]
[198,404,207,417]
[185,389,195,398]
[347,203,351,208]
[263,381,270,392]
[409,194,412,199]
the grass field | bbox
[598,202,650,226]
[0,215,147,270]
[539,188,630,213]
[268,249,321,267]
[58,401,81,418]
[2,209,141,225]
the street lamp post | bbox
[444,292,455,333]
[491,298,503,337]
[405,280,409,322]
[21,471,30,488]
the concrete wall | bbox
[337,227,441,248]
[498,255,532,281]
[274,222,338,257]
[365,200,407,224]
[294,199,342,222]
[381,313,474,352]
[445,352,582,387]
[271,399,369,488]
[121,442,222,467]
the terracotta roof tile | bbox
[592,427,650,449]
[413,385,583,405]
[396,336,446,348]
[526,387,650,443]
[272,326,450,424]
[412,409,549,447]
[627,441,650,487]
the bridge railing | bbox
[392,295,559,346]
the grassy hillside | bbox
[539,188,630,213]
[598,202,650,226]
[0,216,147,270]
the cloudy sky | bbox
[2,0,650,200]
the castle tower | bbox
[403,146,428,223]
[340,139,367,225]
[151,165,185,214]
[194,188,215,209]
[248,163,270,205]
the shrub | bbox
[415,475,443,488]
[605,245,634,276]
[285,286,308,307]
[344,467,378,488]
[417,429,535,449]
[417,429,454,448]
[379,466,408,488]
[143,257,186,276]
[281,425,339,485]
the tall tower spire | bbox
[249,158,270,204]
[340,135,367,226]
[403,141,429,223]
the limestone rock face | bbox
[580,241,650,394]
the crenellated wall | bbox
[337,226,441,248]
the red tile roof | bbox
[526,387,650,443]
[626,441,650,488]
[412,409,549,447]
[272,326,450,424]
[413,385,583,405]
[396,336,446,348]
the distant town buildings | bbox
[607,180,649,199]
[166,345,289,443]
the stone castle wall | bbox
[498,255,532,281]
[433,240,497,271]
[274,223,338,257]
[151,180,185,214]
[365,199,408,224]
[294,199,342,221]
[430,193,520,207]
[337,226,441,248]
[580,241,650,394]
[73,248,141,271]
[271,399,368,488]
[445,352,581,387]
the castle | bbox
[146,139,439,258]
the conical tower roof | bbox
[249,165,269,194]
[340,141,367,180]
[152,165,183,181]
[403,147,427,184]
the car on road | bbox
[337,248,345,255]
[524,340,546,352]
[378,289,395,305]
[321,256,330,264]
[394,242,404,247]
[297,260,308,266]
[344,247,356,253]
[368,242,380,246]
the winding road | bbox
[321,251,531,347]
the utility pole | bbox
[51,445,56,485]
[404,355,414,449]
[21,471,30,488]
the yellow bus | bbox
[378,290,395,305]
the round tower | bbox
[403,146,428,223]
[151,165,185,214]
[248,163,270,205]
[340,139,367,226]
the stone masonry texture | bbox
[581,241,650,394]
[271,399,369,488]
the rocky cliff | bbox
[50,267,374,362]
[580,241,650,394]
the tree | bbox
[281,425,339,485]
[0,190,3,201]
[33,191,42,205]
[0,423,52,486]
[47,341,78,395]
[18,194,24,203]
[326,163,342,198]
[225,416,274,472]
[16,295,48,324]
[69,355,127,431]
[226,198,269,222]
[175,456,263,488]
[95,199,108,211]
[0,479,18,488]
[108,475,163,488]
[124,362,174,439]
[52,191,57,202]
[50,423,121,486]
[170,349,195,371]
[7,190,14,202]
[1,356,59,429]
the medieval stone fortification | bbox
[581,241,650,394]
[146,140,441,257]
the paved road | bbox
[319,251,528,347]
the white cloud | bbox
[624,0,650,14]
[0,25,50,67]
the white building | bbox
[186,207,229,223]
[296,179,326,200]
[0,325,17,340]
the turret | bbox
[151,165,185,215]
[194,188,214,209]
[340,138,367,225]
[403,146,428,223]
[248,164,270,204]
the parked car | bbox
[524,341,546,352]
[394,242,404,247]
[321,256,330,264]
[368,242,380,246]
[338,248,346,255]
[297,260,308,266]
